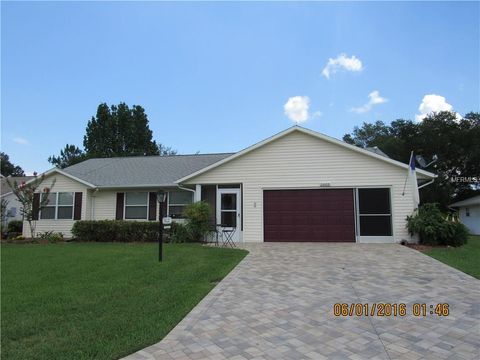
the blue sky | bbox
[2,1,479,174]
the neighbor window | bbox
[168,191,193,218]
[40,192,74,220]
[357,188,392,236]
[124,192,149,219]
[466,208,470,217]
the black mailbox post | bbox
[157,191,167,262]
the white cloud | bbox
[351,90,388,114]
[415,94,461,121]
[313,111,322,118]
[284,96,310,123]
[322,53,363,79]
[13,137,29,145]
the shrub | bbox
[7,220,23,235]
[169,222,191,243]
[38,231,64,243]
[71,220,159,242]
[183,202,212,242]
[406,203,468,247]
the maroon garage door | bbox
[263,189,356,242]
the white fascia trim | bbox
[175,126,437,183]
[23,168,97,188]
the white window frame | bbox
[167,191,194,219]
[124,192,149,220]
[40,192,74,220]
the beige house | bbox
[23,126,436,243]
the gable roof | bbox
[450,195,480,208]
[1,176,35,196]
[176,126,437,183]
[59,153,233,188]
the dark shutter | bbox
[116,193,125,220]
[148,192,157,221]
[32,193,40,220]
[73,192,82,220]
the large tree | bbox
[343,111,480,208]
[0,152,25,176]
[83,103,159,157]
[48,144,87,169]
[49,103,176,168]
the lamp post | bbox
[157,191,167,262]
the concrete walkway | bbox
[124,244,479,360]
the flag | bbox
[409,151,420,209]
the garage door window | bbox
[358,188,392,236]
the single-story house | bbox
[22,126,436,243]
[450,195,480,235]
[1,176,35,224]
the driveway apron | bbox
[124,243,480,360]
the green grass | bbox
[424,235,480,279]
[1,243,248,360]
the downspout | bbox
[418,179,435,189]
[176,184,196,196]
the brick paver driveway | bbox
[125,244,479,360]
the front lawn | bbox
[1,243,248,360]
[424,235,480,279]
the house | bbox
[450,195,480,235]
[22,126,436,243]
[1,176,35,225]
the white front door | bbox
[216,188,241,242]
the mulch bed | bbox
[403,243,449,252]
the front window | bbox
[125,192,148,219]
[168,191,193,218]
[40,192,74,220]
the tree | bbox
[158,144,177,156]
[6,175,56,238]
[0,152,25,176]
[48,103,177,165]
[83,103,160,157]
[342,111,480,209]
[48,144,87,169]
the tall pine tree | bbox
[83,103,160,158]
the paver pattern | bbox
[124,244,480,360]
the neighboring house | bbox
[1,176,35,224]
[450,195,480,235]
[22,126,436,243]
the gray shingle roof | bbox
[62,153,234,188]
[1,176,35,195]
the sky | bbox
[2,1,479,174]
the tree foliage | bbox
[48,144,87,169]
[84,103,160,157]
[343,111,480,208]
[0,152,25,176]
[48,103,176,168]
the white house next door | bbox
[216,188,241,243]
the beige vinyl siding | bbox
[23,173,89,238]
[184,131,426,243]
[92,190,117,220]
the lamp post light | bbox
[157,191,167,262]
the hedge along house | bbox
[23,126,436,243]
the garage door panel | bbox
[264,189,355,242]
